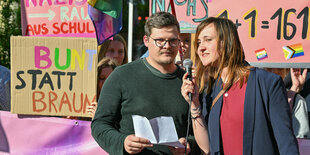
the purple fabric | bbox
[0,111,108,155]
[88,5,122,45]
[298,138,310,155]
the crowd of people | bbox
[1,11,310,155]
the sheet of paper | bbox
[132,115,157,143]
[132,115,185,148]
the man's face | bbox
[144,26,180,66]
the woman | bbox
[181,17,299,154]
[87,57,119,118]
[98,34,128,65]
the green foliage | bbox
[0,0,21,68]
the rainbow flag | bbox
[255,48,268,60]
[283,43,304,60]
[88,0,122,45]
[88,0,122,18]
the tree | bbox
[0,0,21,68]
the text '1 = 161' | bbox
[217,7,309,40]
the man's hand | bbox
[124,134,153,154]
[168,137,190,155]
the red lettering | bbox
[61,22,69,33]
[52,23,60,34]
[34,24,41,35]
[31,91,95,116]
[27,24,50,35]
[32,91,47,112]
[26,24,48,35]
[59,92,72,112]
[72,92,82,113]
[77,22,85,33]
[69,22,77,33]
[87,22,95,33]
[49,91,58,113]
[42,23,48,35]
[26,25,34,35]
[52,22,95,34]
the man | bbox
[91,12,199,155]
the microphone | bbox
[182,58,192,155]
[183,58,192,80]
[183,58,193,99]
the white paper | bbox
[132,115,185,148]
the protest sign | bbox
[10,36,97,117]
[150,0,310,67]
[21,0,96,38]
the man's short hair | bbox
[144,12,180,36]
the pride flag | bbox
[283,43,305,60]
[88,0,123,45]
[255,48,268,61]
[88,0,122,18]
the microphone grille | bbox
[183,58,193,67]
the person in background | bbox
[91,12,201,155]
[98,34,128,65]
[285,68,310,129]
[0,65,10,111]
[181,17,299,154]
[175,33,191,64]
[86,57,119,119]
[266,68,309,138]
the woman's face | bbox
[180,33,191,59]
[97,67,113,95]
[105,40,125,65]
[196,23,220,67]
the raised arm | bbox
[181,72,210,154]
[290,68,308,93]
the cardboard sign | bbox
[10,36,97,117]
[21,0,96,37]
[150,0,310,67]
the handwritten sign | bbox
[150,0,310,67]
[21,0,96,37]
[10,36,97,117]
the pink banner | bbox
[150,0,310,65]
[298,138,310,155]
[21,0,96,38]
[0,111,108,155]
[1,110,309,154]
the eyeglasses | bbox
[149,36,180,48]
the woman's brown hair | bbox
[193,17,252,93]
